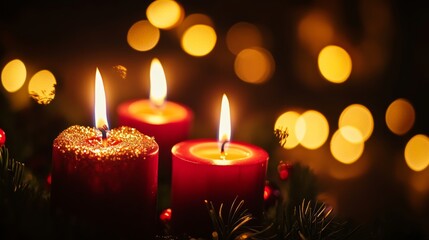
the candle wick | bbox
[220,140,229,156]
[98,125,108,139]
[151,100,165,113]
[101,129,107,139]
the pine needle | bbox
[206,197,269,240]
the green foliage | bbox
[206,197,272,240]
[0,146,26,192]
[203,162,355,240]
[0,146,51,239]
[276,199,352,240]
[286,163,318,212]
[274,128,289,149]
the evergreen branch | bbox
[274,128,289,148]
[0,146,27,192]
[206,197,269,240]
[276,199,352,240]
[0,145,52,239]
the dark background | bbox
[1,0,428,239]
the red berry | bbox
[0,128,5,146]
[277,161,292,180]
[160,208,172,222]
[279,169,289,180]
[264,185,272,200]
[46,173,52,185]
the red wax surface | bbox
[51,125,158,237]
[171,139,269,237]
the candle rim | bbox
[118,99,193,125]
[172,139,269,166]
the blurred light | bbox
[339,104,374,141]
[410,172,429,193]
[296,110,329,149]
[263,185,271,200]
[28,70,56,105]
[160,208,172,222]
[331,128,365,164]
[177,13,214,36]
[405,134,429,172]
[339,126,364,143]
[46,173,52,185]
[298,10,334,53]
[274,111,301,149]
[7,88,30,110]
[146,0,184,29]
[234,47,274,84]
[226,22,263,55]
[181,24,217,57]
[1,59,27,93]
[328,154,369,179]
[127,20,160,51]
[318,45,352,83]
[385,98,415,135]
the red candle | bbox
[171,94,269,236]
[117,58,192,191]
[51,68,159,238]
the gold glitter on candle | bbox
[53,125,158,162]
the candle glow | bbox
[95,68,109,130]
[150,58,167,109]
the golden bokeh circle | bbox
[318,45,352,83]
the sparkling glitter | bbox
[53,125,158,162]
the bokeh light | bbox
[127,20,160,51]
[146,0,184,29]
[328,153,369,179]
[339,104,374,141]
[409,172,429,193]
[318,45,352,83]
[296,110,329,149]
[264,185,271,200]
[1,59,27,93]
[405,134,429,172]
[177,13,214,35]
[226,22,263,55]
[274,111,301,149]
[331,128,365,164]
[339,126,364,143]
[181,24,217,57]
[28,70,57,105]
[385,98,415,135]
[234,47,274,84]
[298,10,334,53]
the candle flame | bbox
[150,58,167,108]
[218,94,231,152]
[94,68,109,130]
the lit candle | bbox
[51,68,159,238]
[117,58,193,194]
[170,94,269,236]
